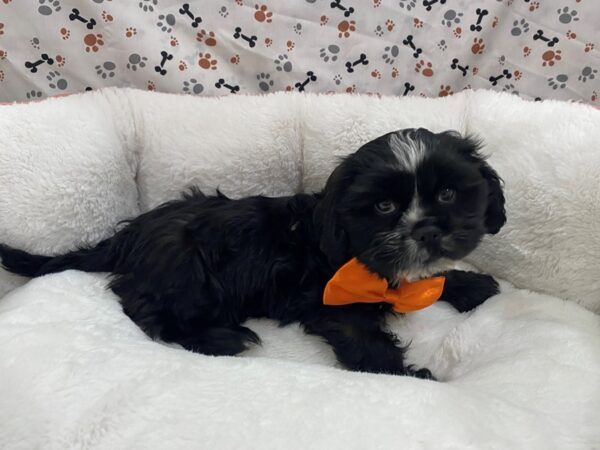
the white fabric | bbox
[0,89,599,448]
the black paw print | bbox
[95,61,116,79]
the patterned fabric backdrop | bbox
[0,0,598,103]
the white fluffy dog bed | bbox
[0,90,599,449]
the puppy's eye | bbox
[437,188,456,203]
[375,200,397,214]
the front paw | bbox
[439,270,499,312]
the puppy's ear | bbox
[313,165,350,268]
[479,161,506,234]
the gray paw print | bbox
[498,55,506,66]
[46,71,67,90]
[511,18,530,36]
[319,45,340,62]
[374,25,384,37]
[437,39,447,51]
[557,7,579,24]
[26,90,43,99]
[502,83,519,95]
[30,37,41,49]
[441,10,463,27]
[219,6,229,18]
[399,0,416,11]
[548,74,568,89]
[257,73,274,91]
[293,23,302,35]
[333,74,342,85]
[274,54,292,72]
[578,66,598,82]
[156,14,176,33]
[38,0,61,15]
[126,53,147,71]
[139,0,158,13]
[95,61,116,79]
[382,45,399,64]
[182,78,204,95]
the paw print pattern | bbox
[442,10,463,27]
[126,53,147,71]
[139,0,157,13]
[182,78,204,94]
[26,90,43,99]
[257,72,274,91]
[197,29,217,46]
[84,33,104,52]
[319,45,340,62]
[511,19,530,36]
[198,53,218,70]
[274,54,292,72]
[338,20,356,38]
[557,7,579,24]
[471,38,485,55]
[415,60,433,77]
[156,14,176,33]
[382,45,399,64]
[542,50,561,67]
[46,70,67,89]
[333,74,342,85]
[95,61,116,78]
[548,74,568,89]
[439,85,453,97]
[254,4,273,23]
[398,0,416,11]
[38,0,61,16]
[578,66,597,82]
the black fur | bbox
[0,129,505,378]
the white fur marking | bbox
[389,130,426,173]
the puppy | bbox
[0,128,505,378]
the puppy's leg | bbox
[438,270,500,312]
[301,306,434,379]
[166,325,260,356]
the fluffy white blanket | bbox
[0,89,599,449]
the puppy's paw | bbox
[406,365,436,380]
[438,270,500,313]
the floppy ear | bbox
[313,165,351,268]
[479,161,506,234]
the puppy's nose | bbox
[411,225,442,245]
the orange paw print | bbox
[178,60,187,71]
[254,4,273,23]
[345,84,356,94]
[415,60,433,77]
[60,27,70,40]
[391,67,399,79]
[287,40,295,51]
[591,90,597,102]
[84,33,104,52]
[147,81,156,91]
[0,23,4,36]
[386,19,395,31]
[230,54,240,64]
[371,69,381,79]
[542,50,561,67]
[338,20,356,38]
[101,11,113,22]
[523,46,531,57]
[264,37,272,47]
[413,18,424,28]
[170,36,179,47]
[373,0,381,7]
[453,27,462,38]
[0,49,7,60]
[471,38,485,55]
[0,70,4,82]
[198,52,218,70]
[492,16,499,28]
[585,43,595,53]
[55,54,65,67]
[566,30,577,40]
[529,1,540,12]
[513,70,522,80]
[439,85,453,97]
[472,67,479,75]
[125,27,137,38]
[196,29,217,46]
[320,15,329,26]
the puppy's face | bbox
[314,128,506,281]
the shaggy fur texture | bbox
[0,128,505,377]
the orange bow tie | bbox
[323,258,445,313]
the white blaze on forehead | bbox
[388,129,426,173]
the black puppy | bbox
[0,129,505,378]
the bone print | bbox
[330,0,355,18]
[179,3,202,28]
[470,8,488,32]
[533,29,559,47]
[345,53,368,73]
[451,58,469,76]
[402,35,423,58]
[423,0,446,12]
[68,8,97,30]
[403,82,415,96]
[233,27,257,48]
[295,71,317,92]
[489,69,512,86]
[154,50,173,76]
[215,78,240,93]
[24,53,54,73]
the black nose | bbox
[411,225,442,245]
